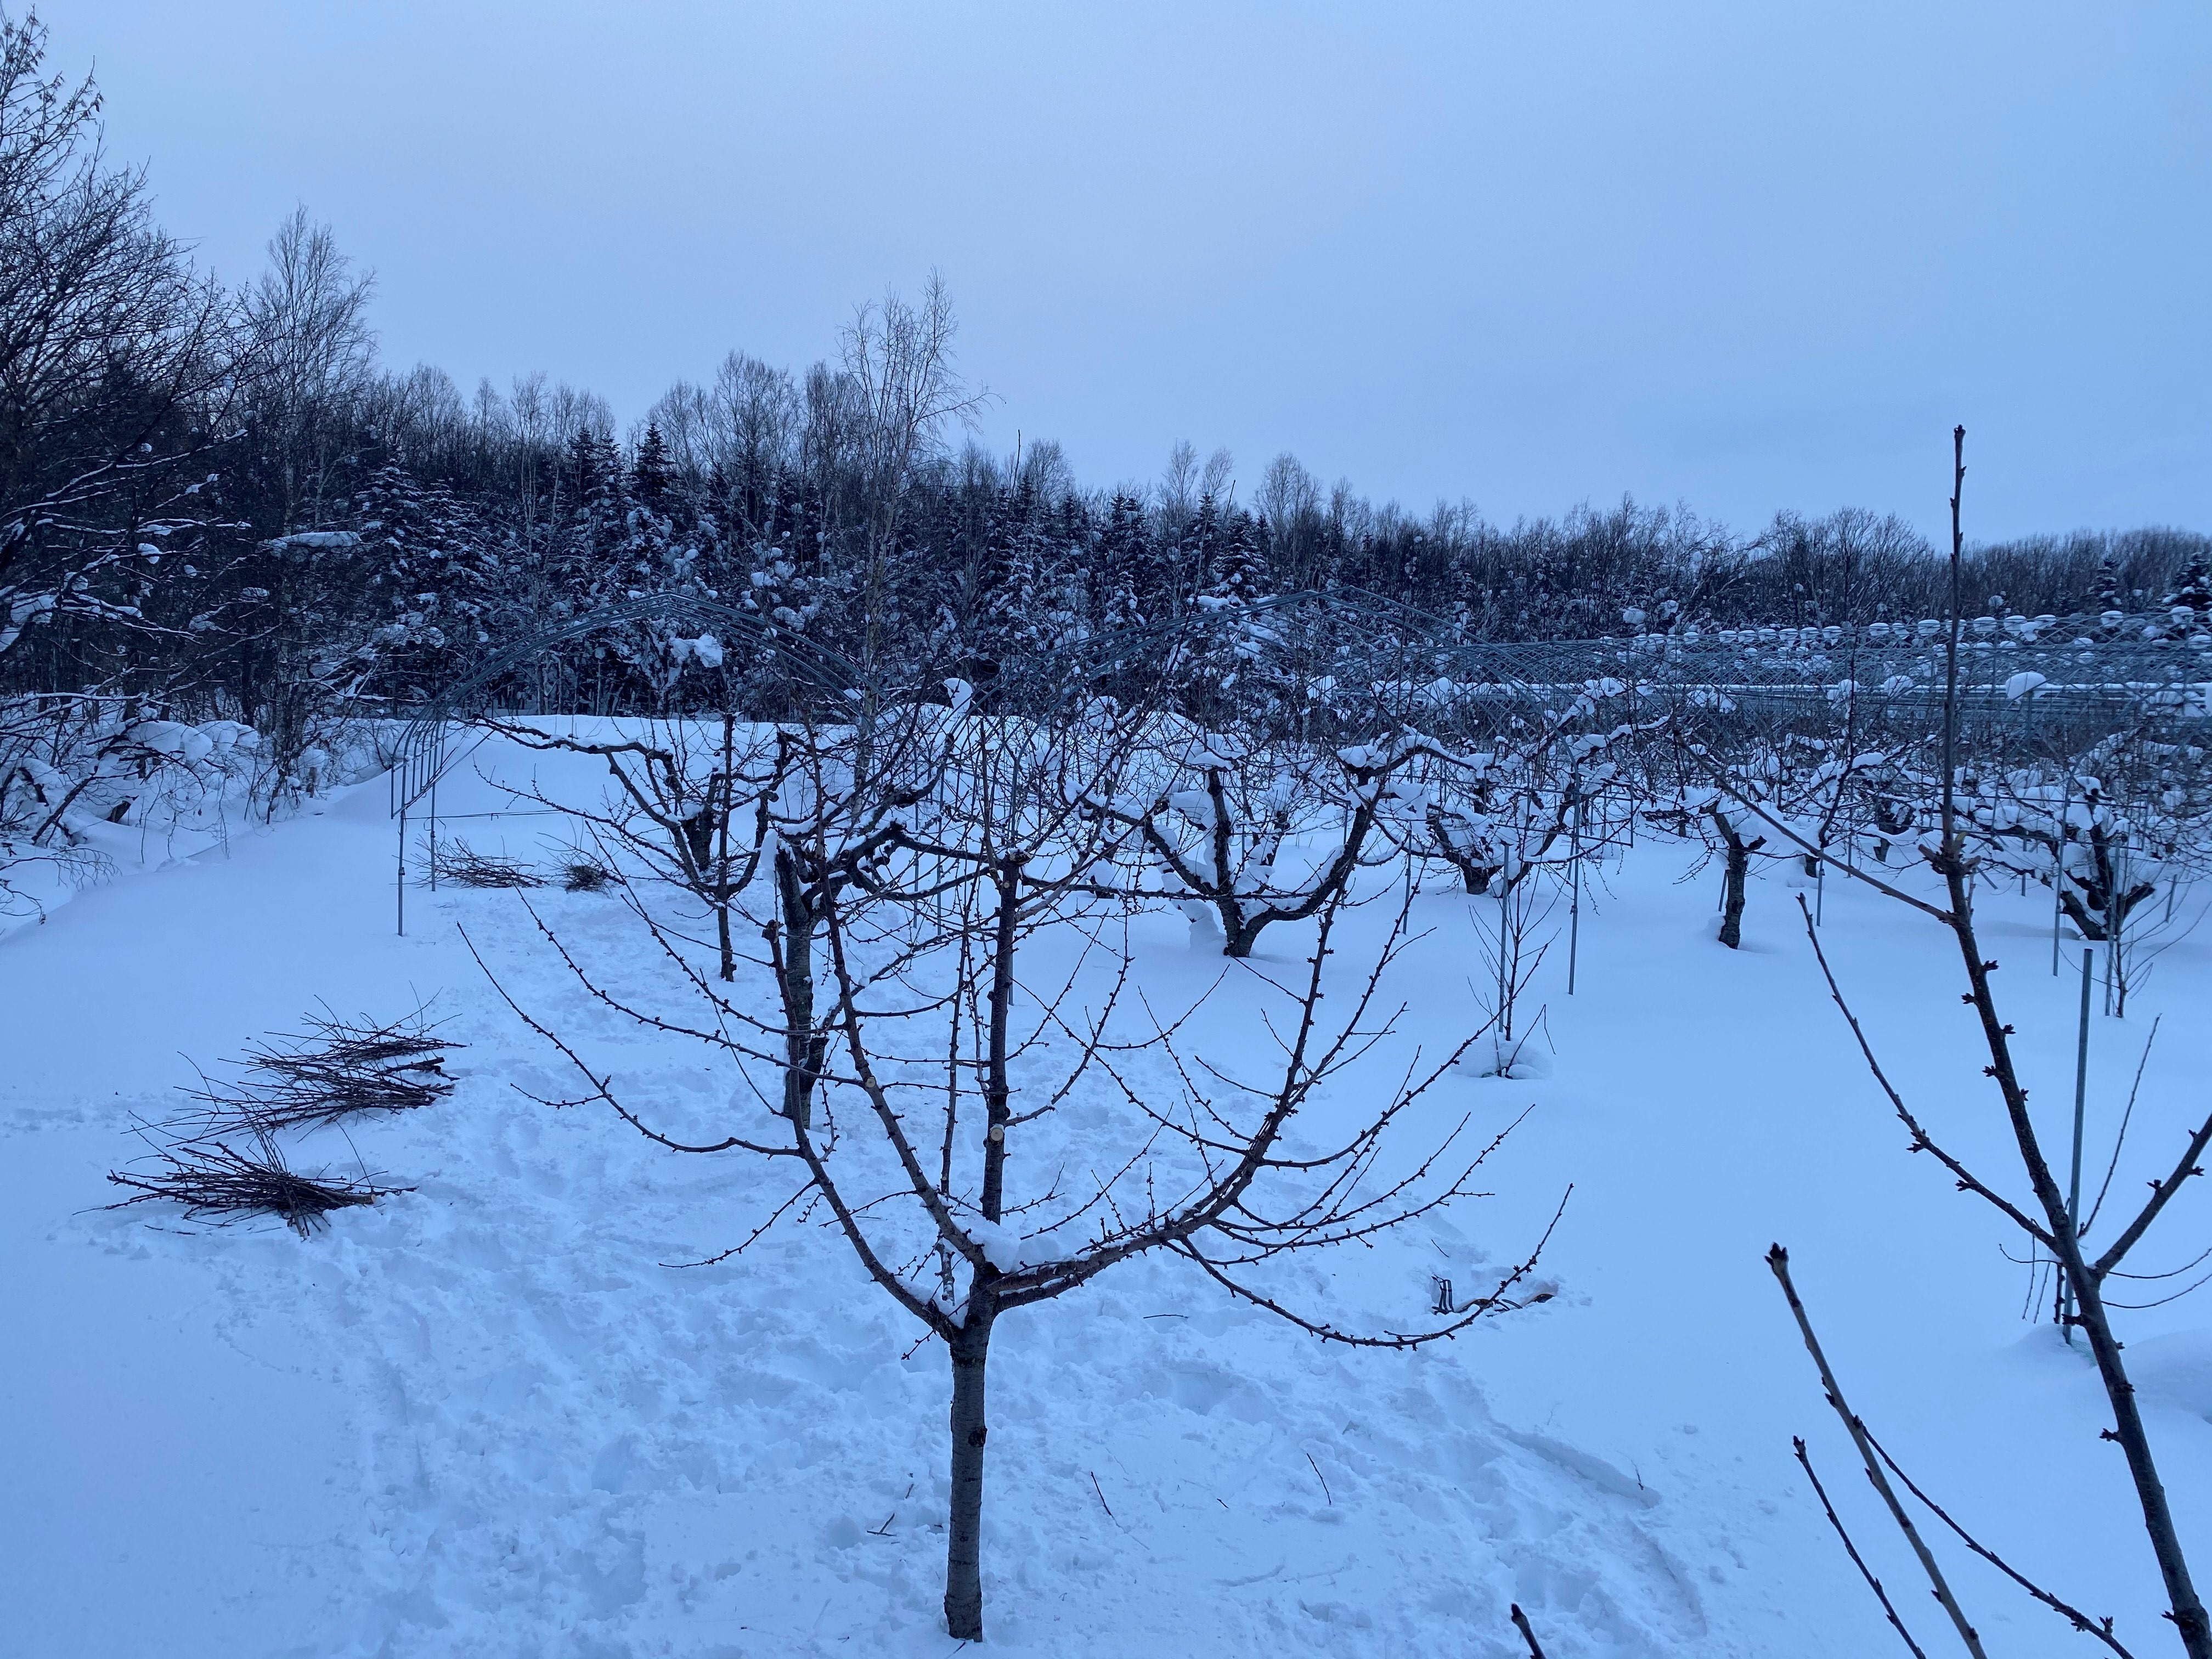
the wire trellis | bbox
[382,587,2211,823]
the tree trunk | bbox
[945,866,1019,1640]
[1720,839,1750,949]
[979,860,1018,1220]
[775,849,819,1127]
[714,716,738,980]
[2059,886,2110,942]
[2068,1259,2210,1655]
[1707,803,1760,950]
[1224,914,1261,958]
[944,1307,996,1641]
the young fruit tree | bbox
[1778,431,2212,1657]
[1409,676,1642,901]
[481,712,791,979]
[472,703,1559,1642]
[1398,714,1637,1070]
[1093,721,1427,958]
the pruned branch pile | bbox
[106,1131,400,1236]
[178,1006,460,1135]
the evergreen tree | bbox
[545,428,629,611]
[1206,508,1272,606]
[1180,494,1221,601]
[1003,483,1078,654]
[538,428,663,704]
[713,529,816,710]
[355,458,498,699]
[2094,553,2126,616]
[965,479,1078,678]
[1098,492,1159,633]
[2165,555,2212,617]
[631,422,675,514]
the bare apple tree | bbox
[1091,719,1432,958]
[481,712,791,979]
[471,698,1558,1642]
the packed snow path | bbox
[4,752,2209,1657]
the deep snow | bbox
[4,741,2209,1657]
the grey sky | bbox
[52,1,2212,539]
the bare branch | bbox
[2090,1111,2212,1283]
[1796,896,2054,1246]
[1768,1243,1989,1659]
[1861,1424,2136,1658]
[1792,1436,1932,1659]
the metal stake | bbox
[2110,847,2126,1015]
[1566,810,1581,995]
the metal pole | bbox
[2063,945,2091,1342]
[2111,846,2126,1016]
[397,803,407,938]
[1815,857,1825,927]
[1566,809,1581,995]
[428,777,438,892]
[1498,873,1511,1035]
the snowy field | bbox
[4,738,2209,1658]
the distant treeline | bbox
[4,10,2208,749]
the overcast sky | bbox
[49,2,2212,539]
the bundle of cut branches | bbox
[106,1131,402,1237]
[178,1005,460,1136]
[432,840,543,887]
[562,860,614,892]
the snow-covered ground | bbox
[5,740,2209,1658]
